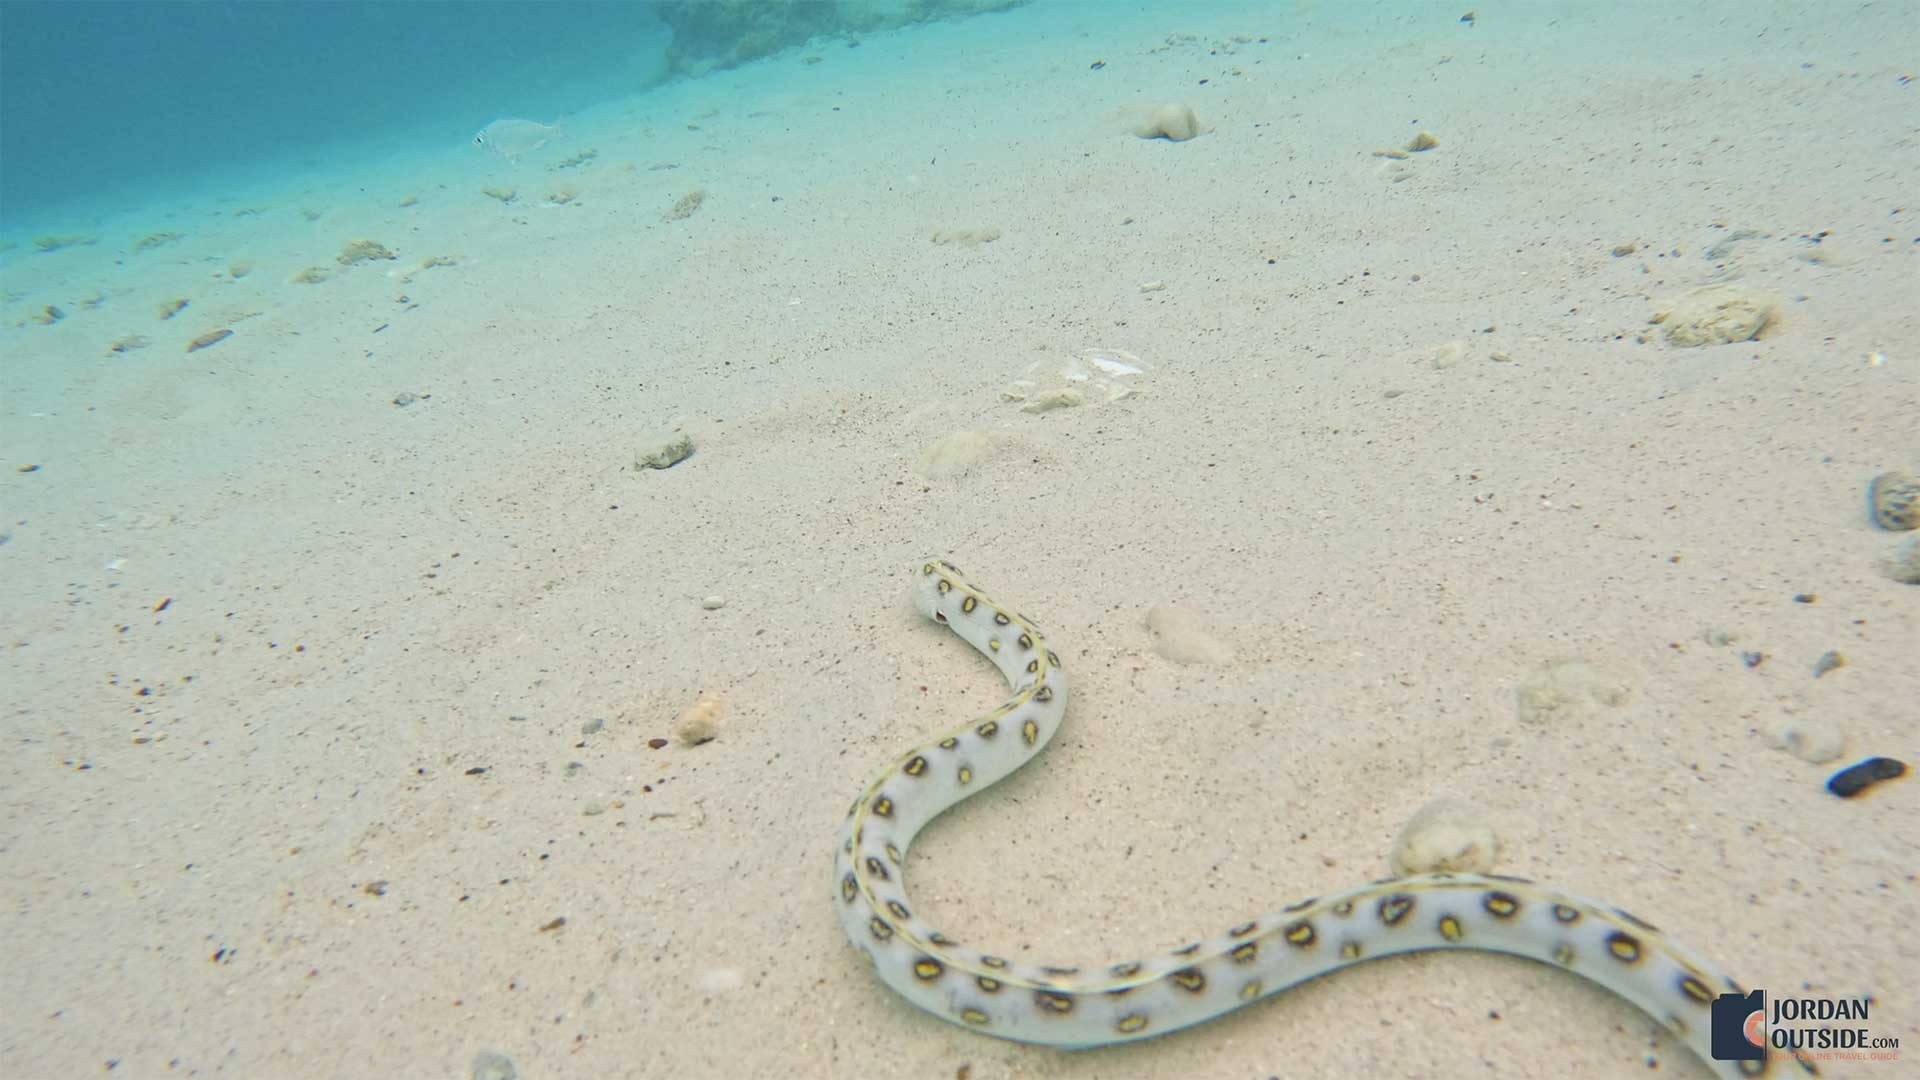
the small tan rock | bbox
[1654,283,1778,346]
[1133,104,1203,141]
[636,431,694,470]
[1391,798,1499,875]
[674,692,724,746]
[185,328,232,353]
[338,239,397,265]
[1868,470,1919,531]
[1882,536,1920,585]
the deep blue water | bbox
[0,1,673,230]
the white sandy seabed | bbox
[1,2,1915,1078]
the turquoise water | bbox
[0,1,672,227]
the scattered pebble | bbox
[701,595,726,610]
[1144,603,1234,665]
[674,692,725,746]
[930,227,1001,246]
[1406,130,1440,152]
[1772,716,1845,764]
[1651,283,1778,346]
[581,717,605,736]
[1131,103,1203,141]
[636,431,694,470]
[392,391,423,407]
[472,1051,518,1080]
[1812,650,1847,678]
[647,737,669,750]
[1868,470,1920,530]
[1881,537,1920,584]
[1138,280,1167,293]
[665,189,706,221]
[1390,798,1499,875]
[186,328,232,353]
[337,239,397,265]
[1826,756,1907,799]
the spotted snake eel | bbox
[835,560,1815,1077]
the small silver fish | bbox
[472,117,561,160]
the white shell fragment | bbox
[1001,348,1152,412]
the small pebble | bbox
[1882,536,1920,585]
[647,737,668,750]
[701,595,726,610]
[1812,650,1847,678]
[1390,798,1499,875]
[675,692,725,746]
[392,391,419,407]
[185,328,233,353]
[1868,470,1920,531]
[636,430,694,470]
[581,717,604,736]
[1826,756,1907,799]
